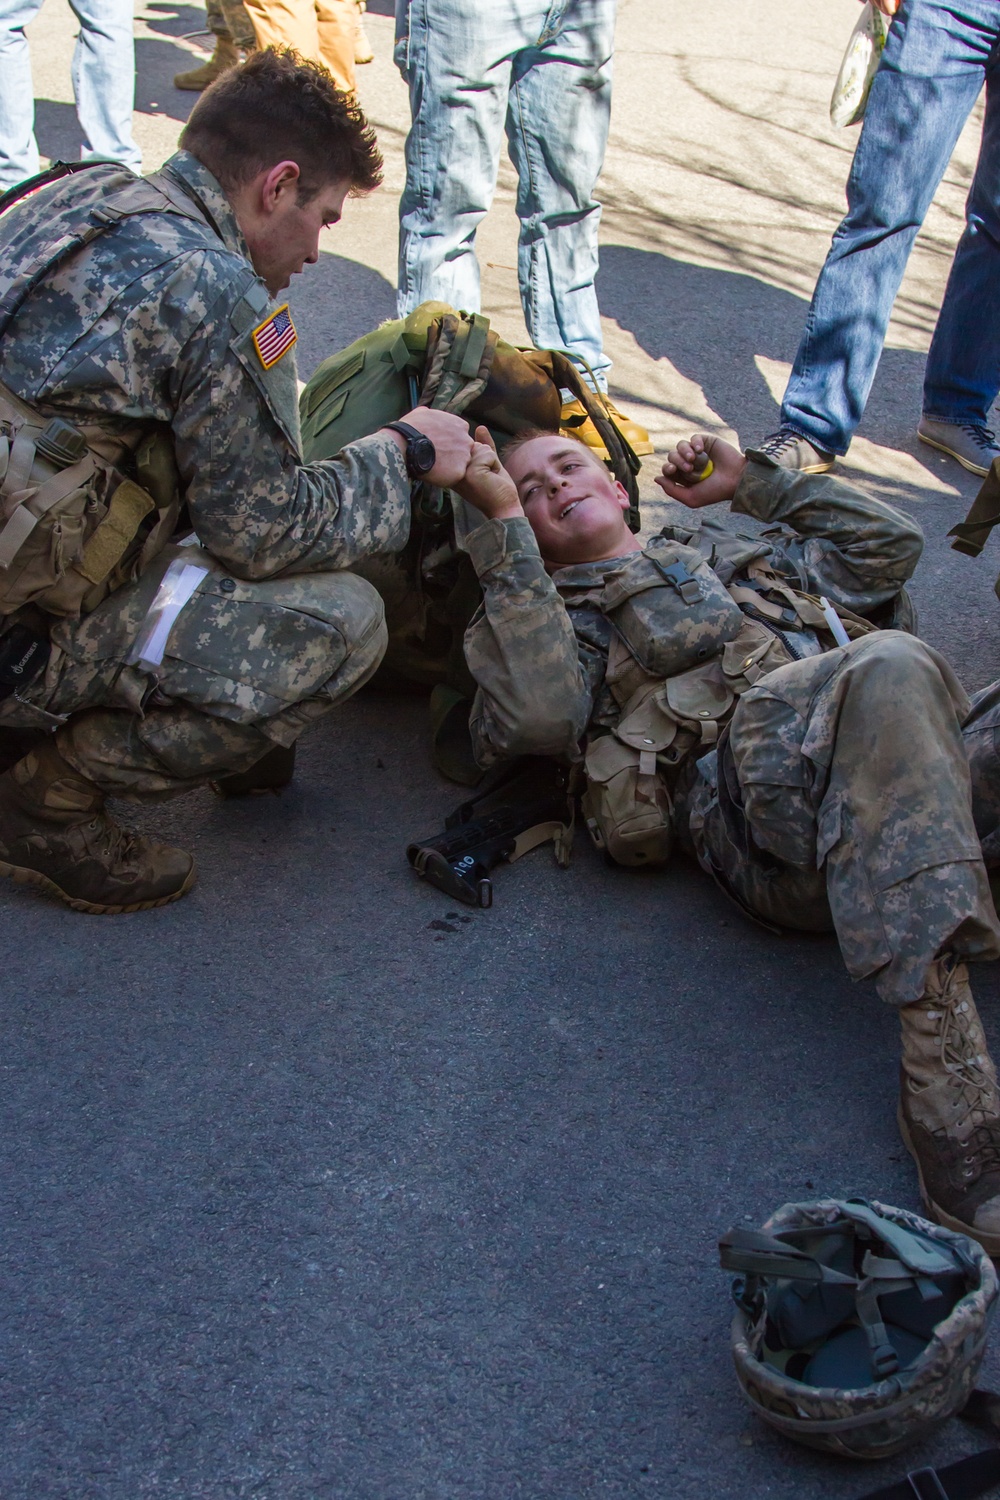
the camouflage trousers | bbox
[0,544,386,799]
[685,632,1000,1006]
[206,0,257,52]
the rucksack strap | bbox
[0,159,118,217]
[857,1449,1000,1500]
[0,167,203,341]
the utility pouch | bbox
[0,381,171,618]
[582,730,674,868]
[600,536,744,681]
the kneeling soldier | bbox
[0,48,473,913]
[453,425,1000,1254]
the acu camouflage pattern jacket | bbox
[0,152,411,581]
[462,457,924,774]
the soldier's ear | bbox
[261,160,301,211]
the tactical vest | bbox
[577,525,883,868]
[0,166,209,620]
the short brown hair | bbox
[500,428,603,468]
[180,47,383,202]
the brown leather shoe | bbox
[0,741,195,914]
[898,956,1000,1256]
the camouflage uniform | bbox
[463,457,1000,1005]
[205,0,258,53]
[0,152,411,795]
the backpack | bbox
[300,299,641,523]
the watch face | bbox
[410,434,436,476]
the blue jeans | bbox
[394,0,615,389]
[782,0,1000,454]
[0,0,141,190]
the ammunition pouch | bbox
[582,718,674,869]
[0,381,180,619]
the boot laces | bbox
[960,423,998,452]
[955,1122,1000,1180]
[756,427,829,462]
[937,996,999,1128]
[83,815,142,869]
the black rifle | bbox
[407,758,574,908]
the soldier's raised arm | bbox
[456,430,591,767]
[658,435,923,613]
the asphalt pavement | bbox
[4,2,1000,1497]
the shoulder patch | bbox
[251,303,297,369]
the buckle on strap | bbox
[906,1469,949,1500]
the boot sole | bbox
[917,430,991,477]
[0,856,197,914]
[897,1103,1000,1257]
[793,460,836,475]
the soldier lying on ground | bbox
[450,424,1000,1254]
[0,48,474,914]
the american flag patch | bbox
[252,304,297,369]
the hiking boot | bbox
[174,35,240,91]
[560,398,653,459]
[0,740,195,913]
[753,427,835,473]
[897,956,1000,1255]
[354,0,374,63]
[918,416,1000,478]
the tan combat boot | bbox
[897,956,1000,1255]
[354,0,374,63]
[0,740,195,914]
[559,397,654,458]
[174,36,240,91]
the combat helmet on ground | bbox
[719,1197,997,1460]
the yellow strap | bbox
[77,477,155,584]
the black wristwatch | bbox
[384,420,436,480]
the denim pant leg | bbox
[781,0,993,454]
[395,0,535,318]
[923,39,1000,424]
[0,0,42,189]
[68,0,141,172]
[504,0,615,388]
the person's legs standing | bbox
[778,0,992,457]
[395,0,538,318]
[922,35,1000,432]
[0,0,43,189]
[243,0,320,68]
[503,0,615,390]
[68,0,141,171]
[314,0,356,92]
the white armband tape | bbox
[127,558,210,672]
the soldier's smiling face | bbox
[504,434,638,566]
[233,163,351,295]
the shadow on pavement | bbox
[598,243,944,504]
[135,36,202,124]
[33,99,84,165]
[290,251,397,380]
